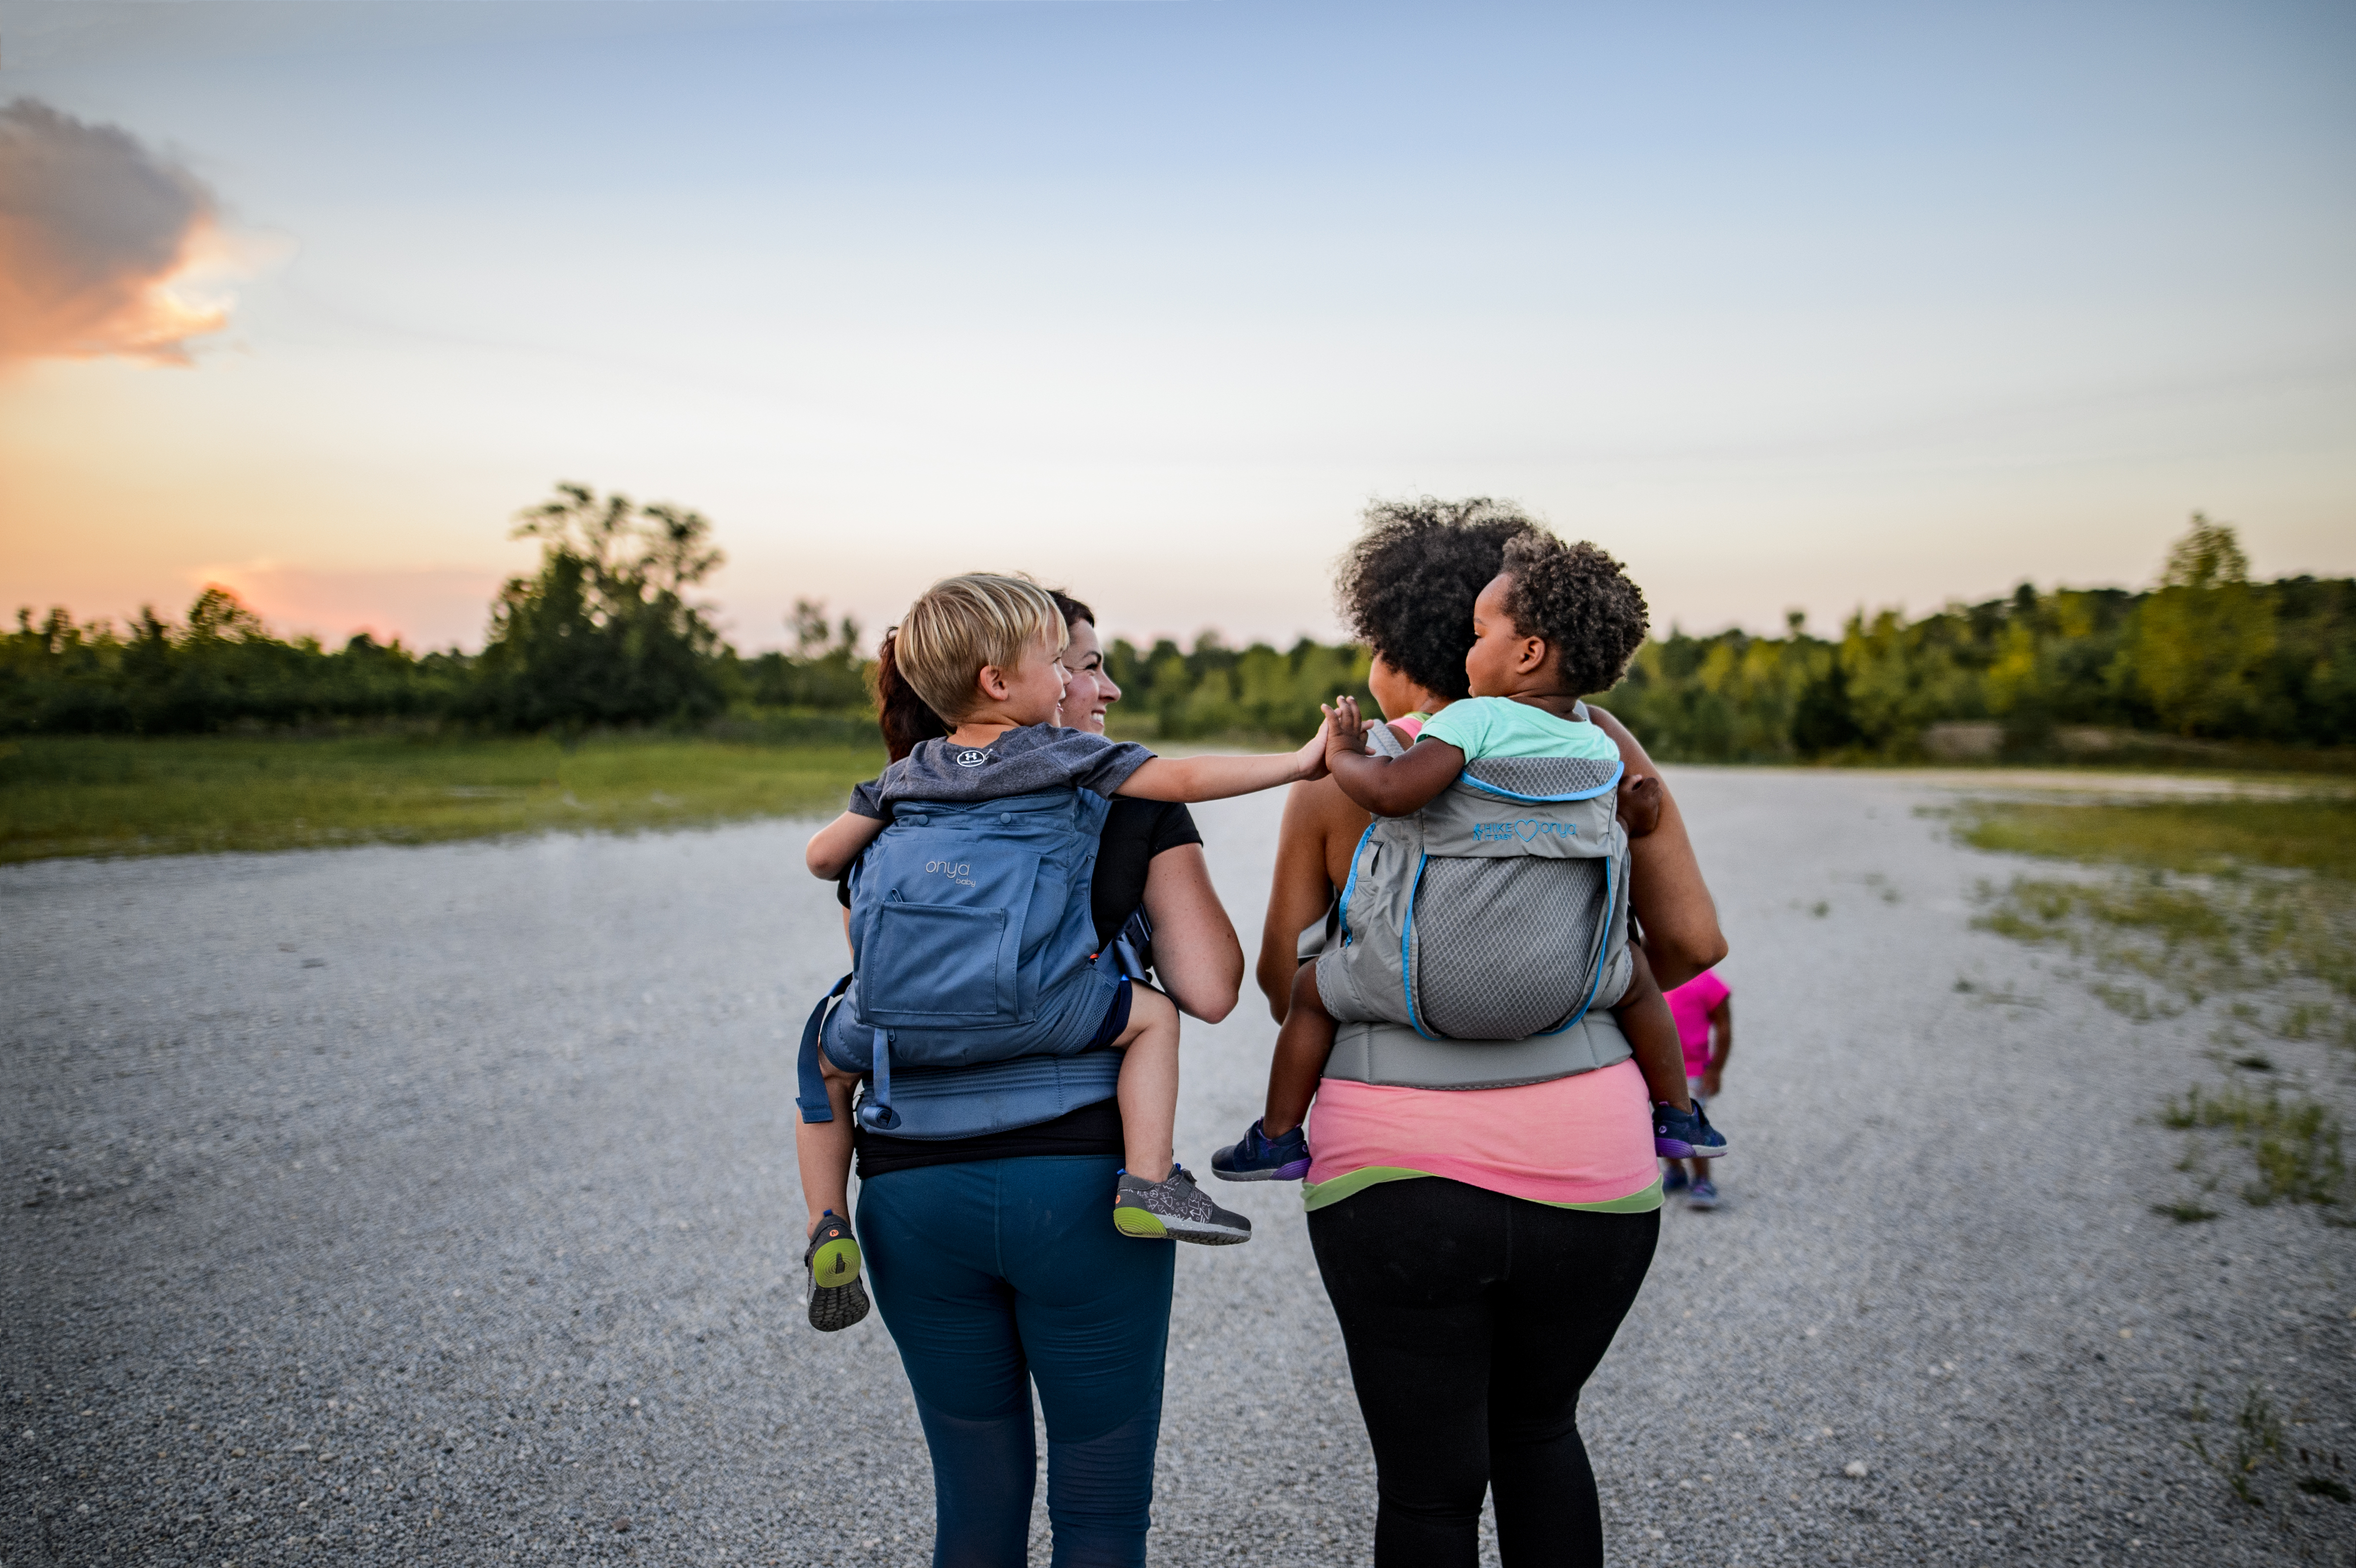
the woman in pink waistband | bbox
[1256,498,1729,1568]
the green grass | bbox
[0,733,883,863]
[1964,792,2356,1006]
[1957,794,2356,881]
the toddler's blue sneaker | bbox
[1660,1164,1690,1197]
[1211,1119,1311,1182]
[1654,1101,1731,1160]
[1686,1177,1720,1210]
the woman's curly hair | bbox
[1335,498,1535,701]
[1497,532,1650,697]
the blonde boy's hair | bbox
[893,573,1068,721]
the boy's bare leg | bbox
[1111,985,1180,1183]
[796,1055,860,1238]
[1612,946,1694,1112]
[1263,961,1337,1136]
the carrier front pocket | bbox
[863,902,1022,1026]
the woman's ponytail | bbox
[874,627,950,763]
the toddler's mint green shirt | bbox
[1418,696,1620,763]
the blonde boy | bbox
[796,574,1326,1327]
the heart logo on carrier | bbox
[1516,820,1540,843]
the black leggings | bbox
[1308,1178,1659,1568]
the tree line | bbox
[5,497,2350,760]
[1607,517,2355,762]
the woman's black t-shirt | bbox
[841,796,1202,1179]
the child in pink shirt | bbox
[1662,970,1733,1207]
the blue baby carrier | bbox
[794,787,1127,1138]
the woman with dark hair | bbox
[1260,500,1728,1568]
[830,589,1243,1568]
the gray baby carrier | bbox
[1312,713,1636,1081]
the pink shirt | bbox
[1664,970,1730,1078]
[1304,1059,1661,1212]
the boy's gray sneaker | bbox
[1112,1165,1252,1245]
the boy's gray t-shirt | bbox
[846,725,1154,820]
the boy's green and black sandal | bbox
[802,1210,869,1332]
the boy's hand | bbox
[1701,1066,1723,1099]
[1321,695,1369,770]
[1292,712,1334,781]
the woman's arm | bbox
[1139,844,1244,1023]
[806,811,886,880]
[1255,778,1364,1021]
[1586,704,1727,989]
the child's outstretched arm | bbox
[1115,717,1331,803]
[1320,694,1465,818]
[806,811,887,879]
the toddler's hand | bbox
[1321,695,1369,766]
[1617,772,1664,839]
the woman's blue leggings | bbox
[856,1156,1175,1568]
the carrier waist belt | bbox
[851,1050,1123,1140]
[1321,1012,1632,1091]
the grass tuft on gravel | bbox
[2187,1384,2287,1508]
[2159,1084,2346,1208]
[0,733,883,863]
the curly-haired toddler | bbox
[1214,532,1730,1181]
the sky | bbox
[1,0,2351,654]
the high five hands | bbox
[1289,709,1338,782]
[1320,694,1371,768]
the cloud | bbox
[0,97,231,364]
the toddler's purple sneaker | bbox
[1211,1119,1312,1182]
[1654,1101,1730,1160]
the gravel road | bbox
[5,769,2351,1566]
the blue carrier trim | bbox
[1400,852,1439,1041]
[1540,853,1616,1036]
[1454,757,1625,805]
[1335,821,1379,946]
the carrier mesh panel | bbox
[1414,855,1606,1039]
[1460,755,1619,800]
